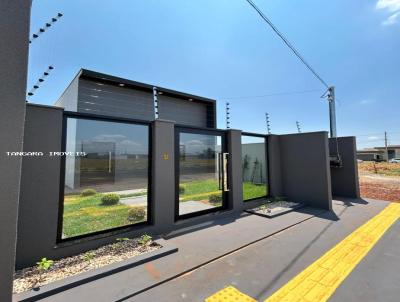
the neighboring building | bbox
[357,145,400,161]
[374,145,400,160]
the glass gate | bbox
[175,127,229,219]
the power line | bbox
[245,0,329,89]
[219,88,322,100]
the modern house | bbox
[13,69,360,271]
[357,145,400,161]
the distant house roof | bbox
[357,149,384,154]
[374,145,400,150]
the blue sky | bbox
[28,0,400,149]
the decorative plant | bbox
[81,188,97,197]
[138,234,152,246]
[112,237,130,251]
[35,258,54,287]
[179,185,186,194]
[259,204,267,213]
[101,193,120,205]
[128,206,146,222]
[82,251,96,263]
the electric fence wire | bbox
[245,0,329,89]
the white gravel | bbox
[13,238,161,294]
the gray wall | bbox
[158,95,210,128]
[329,137,360,198]
[267,135,283,197]
[54,75,79,111]
[279,132,332,210]
[16,107,334,268]
[78,78,155,120]
[0,1,31,301]
[55,73,216,128]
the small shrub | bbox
[35,258,54,287]
[179,185,185,194]
[208,193,222,204]
[81,188,97,197]
[82,251,95,262]
[101,193,120,205]
[37,258,54,271]
[128,206,146,222]
[139,234,152,246]
[112,237,130,250]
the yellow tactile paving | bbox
[205,286,257,302]
[264,202,400,302]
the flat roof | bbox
[374,145,400,149]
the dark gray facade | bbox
[55,69,217,128]
[15,104,340,268]
[0,1,31,301]
[268,132,333,210]
[329,137,360,198]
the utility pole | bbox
[296,121,301,133]
[327,86,337,138]
[225,102,230,129]
[384,131,388,162]
[265,113,271,134]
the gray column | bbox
[0,1,31,300]
[267,135,283,197]
[279,132,332,210]
[151,120,176,231]
[329,137,360,198]
[227,130,243,212]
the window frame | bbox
[241,132,270,202]
[56,111,153,243]
[174,126,229,221]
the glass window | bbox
[241,135,268,201]
[61,117,150,239]
[178,132,225,217]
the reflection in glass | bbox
[62,117,149,239]
[178,132,223,216]
[242,135,268,201]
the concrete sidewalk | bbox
[18,198,388,302]
[125,198,388,302]
[329,220,400,302]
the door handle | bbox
[218,153,222,190]
[222,152,230,192]
[108,151,112,173]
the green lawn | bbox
[180,179,220,202]
[63,179,267,238]
[243,182,268,201]
[179,179,268,202]
[62,194,146,238]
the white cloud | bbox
[382,11,400,25]
[377,0,400,25]
[376,0,400,12]
[367,136,380,140]
[360,99,375,105]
